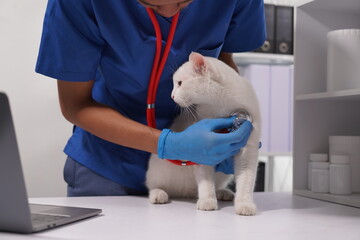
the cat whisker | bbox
[178,106,191,122]
[179,107,187,119]
[167,58,179,75]
[181,100,197,121]
[194,109,206,120]
[174,103,181,111]
[184,107,196,122]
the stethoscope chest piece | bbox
[228,110,252,132]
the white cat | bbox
[146,52,261,216]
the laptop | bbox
[0,92,102,233]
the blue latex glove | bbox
[215,156,234,174]
[215,140,262,175]
[157,117,253,166]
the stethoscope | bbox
[145,8,179,129]
[145,8,197,166]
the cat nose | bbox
[171,95,175,99]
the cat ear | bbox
[189,52,206,74]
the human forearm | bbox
[71,103,160,153]
[218,52,239,73]
[57,80,160,154]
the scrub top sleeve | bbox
[221,0,266,53]
[35,0,104,82]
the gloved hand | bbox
[215,156,234,174]
[215,139,262,175]
[157,117,253,166]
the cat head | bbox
[171,52,227,108]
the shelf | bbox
[296,89,360,101]
[295,0,313,7]
[265,0,295,6]
[260,152,292,157]
[233,52,294,66]
[294,189,360,208]
[296,0,360,15]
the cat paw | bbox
[197,198,218,211]
[235,201,257,216]
[216,189,235,201]
[149,189,169,204]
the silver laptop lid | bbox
[0,92,33,233]
[0,92,102,234]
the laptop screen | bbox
[0,92,33,233]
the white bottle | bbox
[311,162,330,193]
[329,155,352,195]
[308,153,328,190]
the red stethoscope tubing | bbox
[146,8,179,129]
[146,8,198,166]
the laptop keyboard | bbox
[31,213,69,225]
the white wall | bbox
[0,0,71,197]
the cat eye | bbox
[178,81,182,86]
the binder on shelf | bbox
[255,4,276,54]
[275,6,294,55]
[289,66,293,151]
[243,65,271,153]
[243,64,294,154]
[269,65,292,153]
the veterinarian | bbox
[35,0,266,196]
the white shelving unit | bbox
[293,0,360,208]
[233,52,294,66]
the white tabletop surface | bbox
[1,192,360,240]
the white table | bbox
[1,192,360,240]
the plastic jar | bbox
[329,155,352,195]
[308,153,328,190]
[311,162,330,193]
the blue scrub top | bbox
[36,0,265,192]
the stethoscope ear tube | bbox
[145,8,180,128]
[145,9,197,166]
